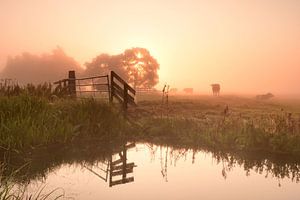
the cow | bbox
[256,93,274,100]
[183,88,193,94]
[211,84,220,96]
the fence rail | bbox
[110,71,136,111]
[53,70,136,112]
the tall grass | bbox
[0,163,65,200]
[137,109,300,156]
[0,94,130,151]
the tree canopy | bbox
[84,47,159,88]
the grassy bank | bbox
[0,94,130,151]
[1,86,300,156]
[134,97,300,156]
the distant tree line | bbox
[0,47,160,89]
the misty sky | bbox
[0,0,299,95]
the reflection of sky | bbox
[26,144,300,200]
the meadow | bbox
[133,94,300,155]
[1,84,300,155]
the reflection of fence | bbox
[109,143,136,187]
[53,70,136,111]
[84,143,136,187]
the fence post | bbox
[123,84,128,111]
[68,70,76,98]
[110,71,114,103]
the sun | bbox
[135,52,143,59]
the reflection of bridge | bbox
[84,143,136,187]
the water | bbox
[12,143,300,199]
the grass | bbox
[0,93,130,151]
[0,163,65,200]
[0,88,300,194]
[132,95,300,156]
[1,84,300,157]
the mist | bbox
[0,47,83,84]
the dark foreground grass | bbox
[0,161,66,200]
[0,94,131,151]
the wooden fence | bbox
[110,71,136,110]
[53,70,136,111]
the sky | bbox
[0,0,299,95]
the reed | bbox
[0,94,130,151]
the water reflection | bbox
[145,144,300,185]
[83,143,136,187]
[1,140,300,189]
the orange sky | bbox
[0,0,299,95]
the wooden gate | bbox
[53,71,136,110]
[110,71,136,110]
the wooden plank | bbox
[75,90,109,93]
[76,75,108,81]
[111,163,135,171]
[111,82,124,95]
[111,168,133,176]
[125,143,136,149]
[111,71,126,85]
[84,165,107,181]
[110,177,134,187]
[112,82,124,98]
[113,86,135,105]
[111,71,135,95]
[114,88,125,101]
[125,83,136,95]
[111,159,123,165]
[53,79,68,84]
[76,83,109,87]
[112,92,123,103]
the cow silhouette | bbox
[183,88,193,94]
[256,93,274,100]
[211,84,220,96]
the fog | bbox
[1,0,300,95]
[0,47,83,84]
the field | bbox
[1,84,300,155]
[131,94,300,155]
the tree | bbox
[84,47,159,88]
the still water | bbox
[23,143,300,200]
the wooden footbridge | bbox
[54,70,136,111]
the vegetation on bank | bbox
[1,83,300,156]
[0,93,130,151]
[0,163,65,200]
[138,113,300,156]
